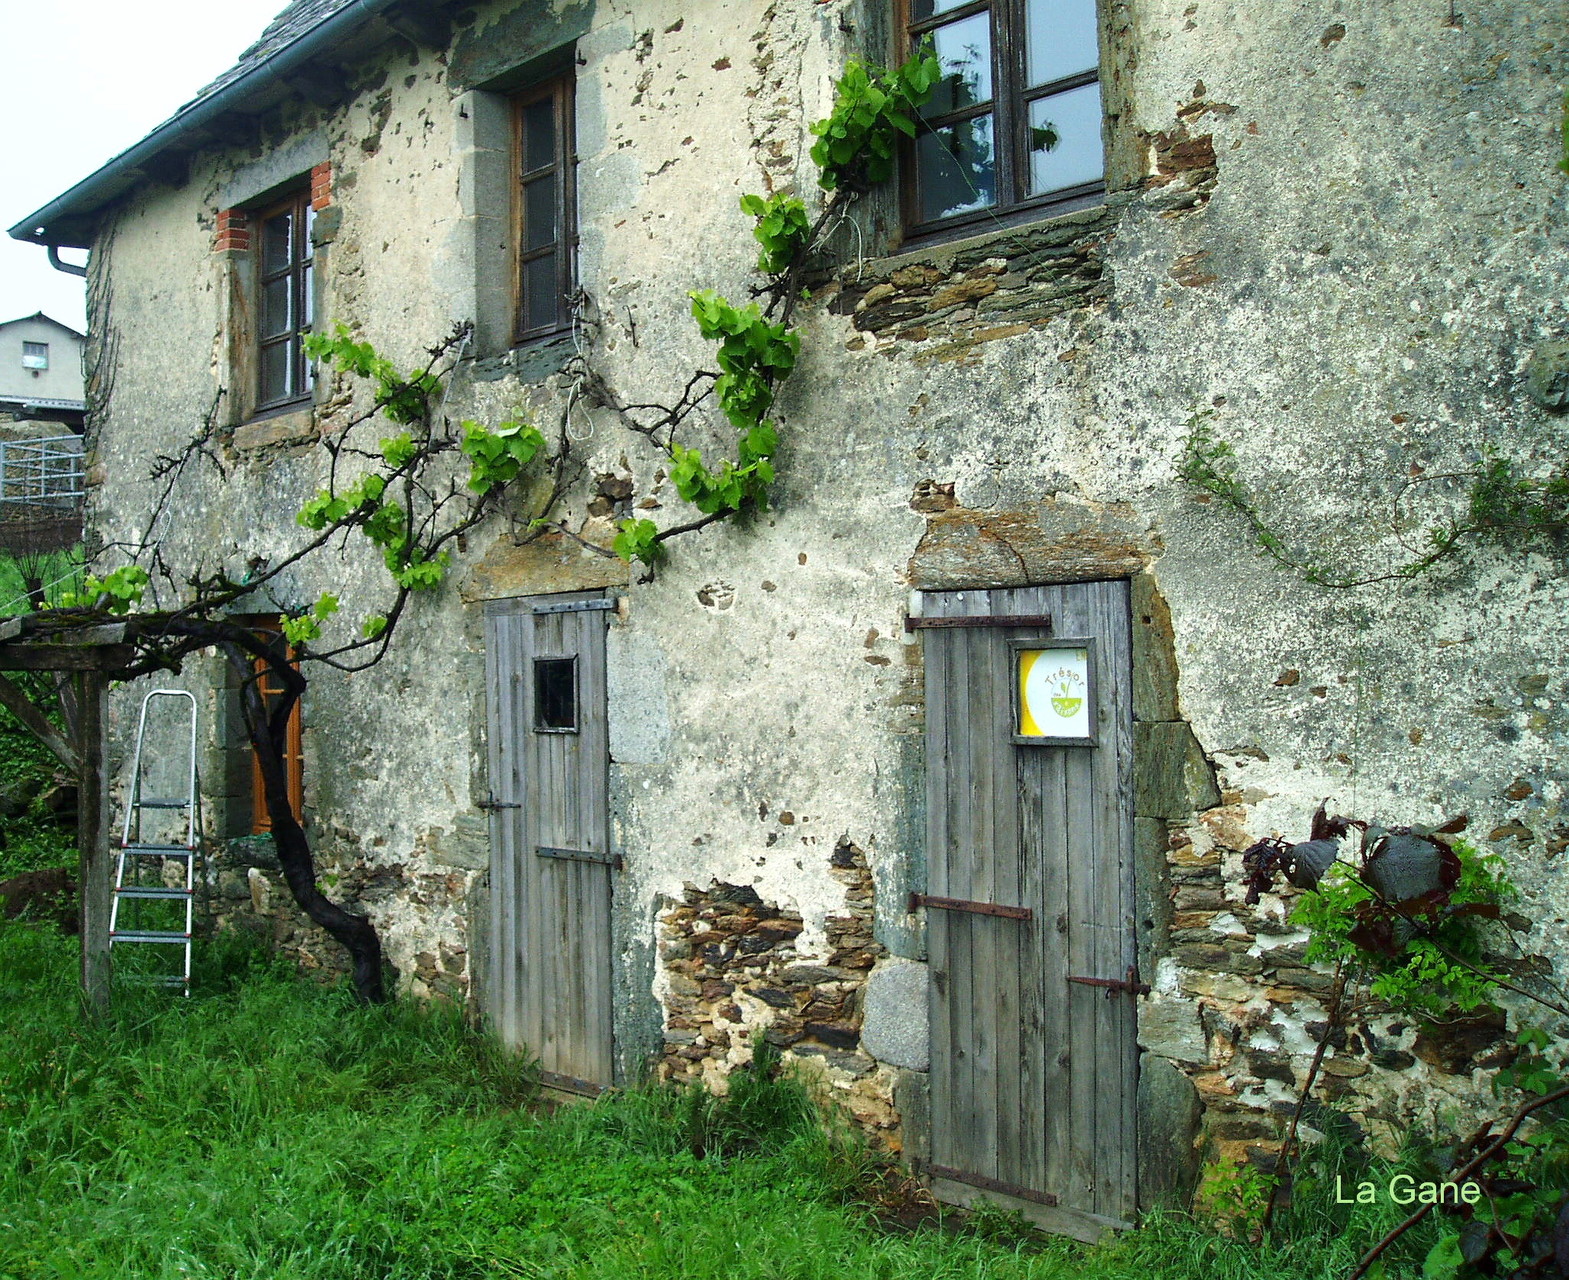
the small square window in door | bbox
[534,657,577,731]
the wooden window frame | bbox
[254,187,315,414]
[532,655,580,734]
[511,73,578,346]
[247,617,304,834]
[899,0,1104,245]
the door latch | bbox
[1066,964,1150,998]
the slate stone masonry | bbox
[656,838,905,1142]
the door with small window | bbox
[483,590,614,1093]
[920,581,1137,1240]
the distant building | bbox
[0,314,86,552]
[0,313,86,431]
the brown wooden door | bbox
[922,581,1137,1240]
[484,591,614,1093]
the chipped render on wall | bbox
[71,0,1569,1211]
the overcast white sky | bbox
[2,0,290,332]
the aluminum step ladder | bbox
[109,689,200,995]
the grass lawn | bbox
[0,924,1440,1280]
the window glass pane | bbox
[302,261,314,329]
[921,13,992,117]
[524,254,560,332]
[1027,82,1104,195]
[21,342,48,370]
[262,212,293,273]
[522,99,556,173]
[1025,0,1100,88]
[916,114,996,221]
[534,658,576,730]
[911,0,975,19]
[523,176,557,251]
[260,341,291,404]
[261,277,292,338]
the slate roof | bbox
[10,0,401,247]
[180,0,357,118]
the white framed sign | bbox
[1011,638,1097,747]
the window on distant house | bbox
[256,188,315,411]
[247,618,304,834]
[22,341,48,371]
[902,0,1103,239]
[513,73,577,343]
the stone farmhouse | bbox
[10,0,1567,1240]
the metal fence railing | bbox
[0,434,85,514]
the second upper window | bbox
[903,0,1103,238]
[513,74,577,343]
[256,187,315,411]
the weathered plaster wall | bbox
[81,0,1569,1202]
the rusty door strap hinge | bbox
[928,1164,1060,1207]
[477,795,520,810]
[1066,964,1151,998]
[537,845,624,871]
[908,892,1033,921]
[904,613,1053,631]
[538,1069,609,1096]
[532,598,616,615]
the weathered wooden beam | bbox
[0,672,79,772]
[0,644,137,673]
[77,673,111,1016]
[0,619,127,645]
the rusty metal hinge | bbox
[537,845,623,871]
[538,1069,609,1096]
[532,598,616,615]
[908,892,1032,921]
[1066,964,1150,998]
[477,794,520,811]
[904,613,1052,632]
[927,1163,1060,1207]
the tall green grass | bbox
[0,924,1439,1279]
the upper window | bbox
[512,73,577,344]
[256,188,315,411]
[21,341,48,371]
[903,0,1103,238]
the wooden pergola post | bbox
[0,622,134,1013]
[76,671,111,1014]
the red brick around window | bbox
[310,161,332,211]
[214,208,250,252]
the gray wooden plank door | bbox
[483,591,614,1093]
[923,581,1137,1240]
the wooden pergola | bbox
[0,617,139,1012]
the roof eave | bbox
[7,0,407,251]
